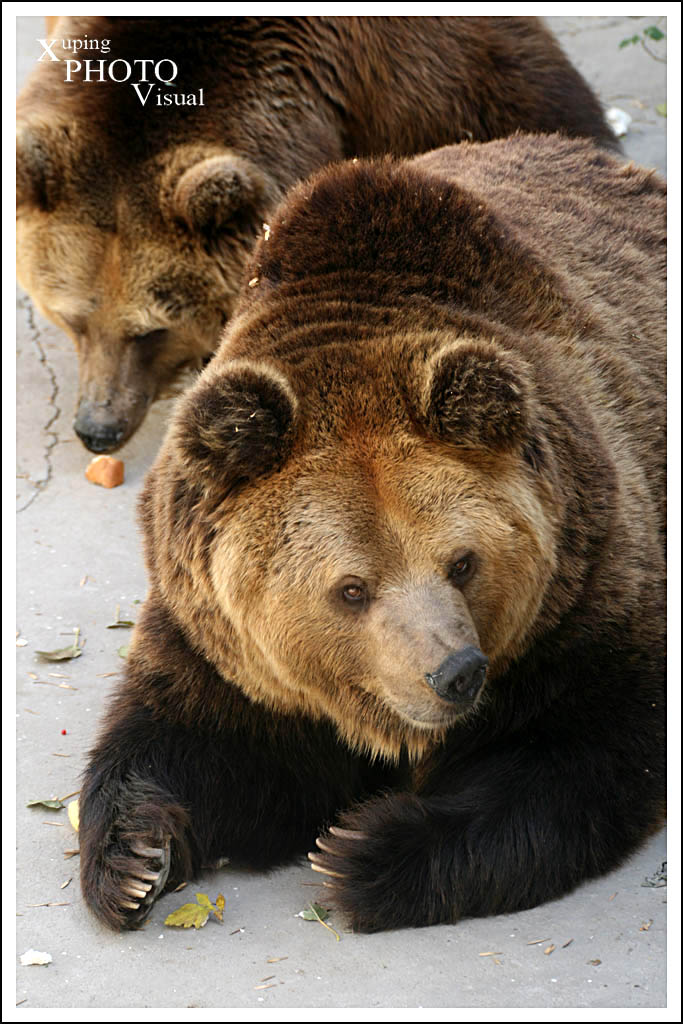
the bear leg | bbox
[309,711,665,932]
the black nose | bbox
[425,645,489,703]
[73,423,126,453]
[73,408,126,453]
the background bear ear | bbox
[173,361,298,487]
[421,340,530,451]
[171,154,274,234]
[16,122,64,210]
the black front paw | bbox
[80,776,193,931]
[309,793,452,932]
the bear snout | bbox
[425,645,489,704]
[73,396,148,453]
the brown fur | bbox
[79,134,665,932]
[139,133,664,759]
[17,16,618,451]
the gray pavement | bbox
[12,13,671,1015]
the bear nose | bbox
[425,645,489,703]
[74,403,127,453]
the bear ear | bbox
[171,154,274,234]
[174,361,298,488]
[421,339,530,451]
[16,122,64,210]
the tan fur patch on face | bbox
[210,432,556,759]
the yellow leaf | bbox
[67,799,79,832]
[164,903,211,929]
[213,893,226,922]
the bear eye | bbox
[133,329,168,345]
[449,553,476,586]
[339,578,369,609]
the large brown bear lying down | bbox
[79,134,665,933]
[16,16,618,454]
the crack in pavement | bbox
[17,296,62,513]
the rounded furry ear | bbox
[421,340,530,450]
[172,155,271,233]
[16,122,64,210]
[174,362,298,486]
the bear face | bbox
[79,135,664,934]
[17,15,618,453]
[17,133,276,451]
[173,342,556,759]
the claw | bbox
[308,852,345,878]
[120,899,140,910]
[122,882,152,899]
[315,836,335,854]
[131,842,164,859]
[329,826,366,840]
[130,868,161,883]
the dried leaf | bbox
[640,919,653,931]
[27,798,64,810]
[213,893,226,922]
[165,902,211,929]
[642,861,667,888]
[118,645,129,659]
[107,620,135,629]
[298,902,340,940]
[20,949,52,966]
[67,799,79,832]
[165,892,225,929]
[299,902,329,922]
[544,945,556,955]
[655,103,667,117]
[36,644,82,662]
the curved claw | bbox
[308,851,345,878]
[328,826,366,840]
[118,834,172,926]
[130,842,164,859]
[129,868,162,883]
[122,881,153,899]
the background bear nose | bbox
[74,403,127,453]
[425,645,489,703]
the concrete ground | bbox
[12,13,671,1016]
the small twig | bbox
[58,789,80,802]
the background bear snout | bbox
[425,646,489,704]
[73,400,129,453]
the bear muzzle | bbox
[425,645,489,704]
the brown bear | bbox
[78,133,665,932]
[17,15,619,454]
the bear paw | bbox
[86,831,173,930]
[308,794,453,932]
[80,780,192,931]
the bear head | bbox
[144,318,558,761]
[17,117,278,453]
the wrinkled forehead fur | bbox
[141,151,624,760]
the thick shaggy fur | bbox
[17,15,617,451]
[80,134,665,932]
